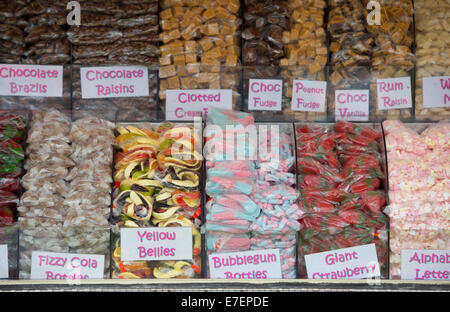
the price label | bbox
[335,89,369,121]
[208,249,282,279]
[0,245,7,279]
[291,80,327,112]
[80,66,149,99]
[0,64,63,97]
[248,79,282,111]
[165,89,233,120]
[305,244,380,279]
[120,227,193,261]
[30,251,105,280]
[377,77,412,110]
[422,76,450,108]
[401,249,450,280]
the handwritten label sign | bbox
[30,251,105,280]
[80,66,149,99]
[423,76,450,108]
[377,77,412,110]
[248,79,282,111]
[0,245,7,279]
[401,250,450,280]
[335,89,369,121]
[208,249,282,279]
[305,244,380,279]
[291,80,327,112]
[0,64,63,97]
[166,89,233,120]
[120,227,192,261]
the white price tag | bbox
[401,250,450,280]
[248,79,282,111]
[165,89,233,120]
[0,64,63,97]
[30,251,105,280]
[208,249,282,279]
[335,89,369,121]
[0,245,8,279]
[291,80,327,112]
[80,66,149,99]
[422,76,450,108]
[305,244,380,279]
[377,77,412,110]
[120,227,193,261]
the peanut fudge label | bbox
[166,89,233,120]
[401,250,450,280]
[0,64,63,97]
[80,66,149,99]
[291,80,327,112]
[0,245,7,279]
[248,79,282,111]
[120,227,192,261]
[377,77,412,110]
[422,76,450,108]
[208,249,282,279]
[305,244,380,279]
[335,89,370,121]
[30,251,105,280]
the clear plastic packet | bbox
[0,224,19,279]
[158,0,242,112]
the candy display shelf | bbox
[0,279,449,292]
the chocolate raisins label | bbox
[0,64,63,97]
[335,89,370,121]
[80,66,149,99]
[422,76,450,108]
[30,251,105,280]
[291,80,327,112]
[401,250,450,280]
[377,77,412,110]
[0,245,7,279]
[120,227,193,261]
[304,244,380,279]
[248,79,282,111]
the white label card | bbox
[305,244,380,280]
[422,76,450,108]
[80,66,149,99]
[291,80,327,112]
[248,79,282,111]
[377,77,412,110]
[0,64,63,97]
[30,251,105,280]
[335,89,370,121]
[208,249,282,279]
[401,249,450,280]
[0,245,7,279]
[165,89,233,120]
[120,227,193,261]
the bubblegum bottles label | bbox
[165,89,233,120]
[304,244,380,280]
[422,76,450,108]
[401,250,450,281]
[30,251,105,280]
[208,249,282,279]
[0,245,7,279]
[0,64,63,97]
[335,89,369,121]
[248,79,282,111]
[291,80,327,112]
[80,66,149,99]
[120,227,192,261]
[377,77,412,110]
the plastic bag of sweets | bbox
[414,0,450,121]
[0,224,19,279]
[159,0,242,112]
[279,0,328,120]
[111,123,202,279]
